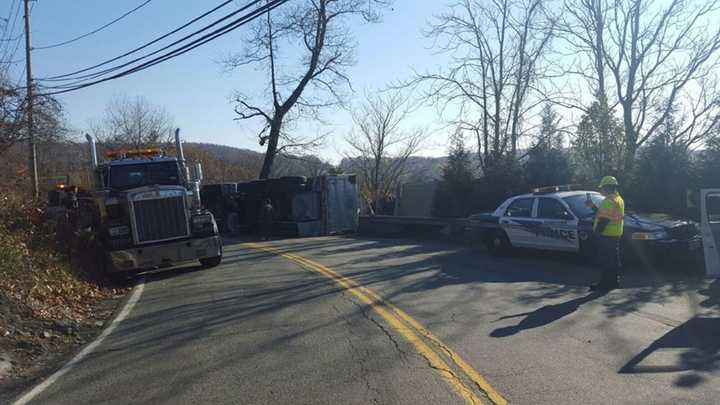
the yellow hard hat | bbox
[598,176,619,188]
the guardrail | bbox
[359,215,468,238]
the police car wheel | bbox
[486,230,510,256]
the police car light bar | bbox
[532,184,582,194]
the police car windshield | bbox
[109,162,181,190]
[563,194,604,218]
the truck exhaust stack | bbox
[86,133,98,169]
[174,128,185,163]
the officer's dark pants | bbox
[260,221,272,241]
[595,235,622,285]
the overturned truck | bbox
[202,175,359,237]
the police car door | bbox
[701,189,720,276]
[500,197,538,248]
[532,197,580,252]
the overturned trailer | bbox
[202,175,359,237]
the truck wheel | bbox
[200,255,222,268]
[486,230,511,256]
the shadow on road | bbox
[698,279,720,309]
[619,317,720,388]
[48,235,718,403]
[489,291,608,337]
[241,236,711,320]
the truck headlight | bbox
[106,204,124,220]
[192,213,214,233]
[108,225,130,237]
[632,230,669,240]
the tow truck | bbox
[50,129,222,278]
[468,185,703,267]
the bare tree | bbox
[225,0,388,179]
[411,0,556,172]
[93,95,173,148]
[344,91,426,214]
[1,78,65,155]
[0,81,24,154]
[563,0,720,172]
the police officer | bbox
[587,176,625,291]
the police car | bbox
[468,185,703,266]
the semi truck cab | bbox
[83,130,222,276]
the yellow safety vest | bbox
[593,192,624,237]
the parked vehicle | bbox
[49,129,222,278]
[701,189,720,275]
[468,185,703,267]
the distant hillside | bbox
[1,140,457,191]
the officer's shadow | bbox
[490,291,608,338]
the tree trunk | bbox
[259,120,282,179]
[621,100,637,176]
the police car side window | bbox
[708,195,720,223]
[537,198,572,220]
[505,198,534,217]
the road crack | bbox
[331,301,382,405]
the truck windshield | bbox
[563,193,605,218]
[109,162,181,190]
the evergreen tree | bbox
[697,134,720,189]
[572,95,625,184]
[630,107,693,215]
[434,132,475,217]
[524,104,573,188]
[442,132,475,185]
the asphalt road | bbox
[14,236,720,405]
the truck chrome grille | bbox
[132,196,188,243]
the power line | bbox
[33,0,155,50]
[41,0,265,87]
[0,0,19,44]
[39,0,290,96]
[0,0,22,64]
[40,0,236,81]
[0,34,23,42]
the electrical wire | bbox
[33,0,156,50]
[0,0,22,66]
[41,0,263,85]
[39,0,290,96]
[0,0,19,45]
[40,0,236,81]
[0,34,23,42]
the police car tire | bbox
[486,230,511,256]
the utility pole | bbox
[23,0,39,199]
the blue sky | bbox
[5,0,453,162]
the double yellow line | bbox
[244,243,507,405]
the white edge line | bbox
[12,277,146,405]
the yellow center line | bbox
[244,243,508,405]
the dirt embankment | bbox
[0,192,127,402]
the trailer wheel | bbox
[486,229,511,256]
[200,255,222,268]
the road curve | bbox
[14,236,720,405]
